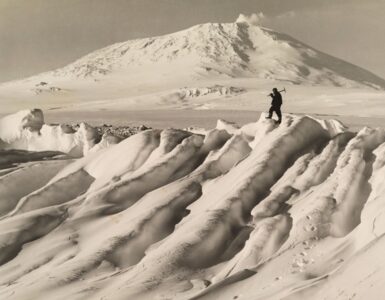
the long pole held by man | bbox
[266,88,285,124]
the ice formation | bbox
[0,109,100,157]
[0,110,385,300]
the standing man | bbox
[266,88,282,124]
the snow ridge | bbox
[1,110,385,299]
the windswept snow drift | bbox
[0,110,385,300]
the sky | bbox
[1,0,385,82]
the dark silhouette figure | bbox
[266,88,282,124]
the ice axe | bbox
[267,87,286,96]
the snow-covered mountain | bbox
[44,21,385,89]
[1,20,385,118]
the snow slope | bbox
[0,110,385,300]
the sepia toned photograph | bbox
[0,1,384,299]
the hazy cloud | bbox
[276,11,296,19]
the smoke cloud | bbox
[236,13,266,26]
